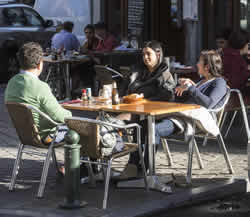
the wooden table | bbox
[43,55,91,99]
[63,100,200,192]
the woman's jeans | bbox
[128,118,176,170]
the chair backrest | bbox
[209,88,231,124]
[5,102,43,146]
[65,118,101,159]
[94,65,123,85]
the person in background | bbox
[51,21,80,52]
[5,42,72,144]
[216,27,231,51]
[222,29,250,92]
[81,24,99,53]
[94,22,119,52]
[121,50,227,178]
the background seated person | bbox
[216,27,231,51]
[5,42,72,143]
[70,24,100,96]
[94,22,119,52]
[51,21,80,52]
[122,50,227,177]
[80,24,99,53]
[222,29,250,92]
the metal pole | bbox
[59,130,87,209]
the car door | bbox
[22,7,55,48]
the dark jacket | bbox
[223,47,250,90]
[121,60,176,101]
[177,77,227,109]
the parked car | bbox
[0,3,56,83]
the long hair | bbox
[200,50,223,77]
[143,40,164,68]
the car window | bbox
[23,7,44,27]
[2,7,26,27]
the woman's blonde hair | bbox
[200,50,223,77]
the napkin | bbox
[62,99,82,104]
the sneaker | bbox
[116,163,138,180]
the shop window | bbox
[240,0,247,30]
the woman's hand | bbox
[175,78,195,96]
[178,78,195,87]
[175,86,188,96]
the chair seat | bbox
[108,143,137,159]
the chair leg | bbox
[138,144,149,191]
[86,157,96,188]
[219,111,228,131]
[37,146,53,198]
[186,134,195,184]
[103,159,112,209]
[51,148,60,173]
[224,111,238,138]
[193,139,204,169]
[161,138,173,166]
[9,143,24,191]
[217,133,234,174]
[201,134,208,147]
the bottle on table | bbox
[81,89,88,104]
[112,81,120,105]
[86,88,92,103]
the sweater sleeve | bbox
[39,83,72,123]
[188,78,227,109]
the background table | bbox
[42,55,91,100]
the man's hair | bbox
[94,22,107,30]
[17,42,43,70]
[216,27,232,41]
[84,24,95,32]
[228,29,249,50]
[63,21,74,32]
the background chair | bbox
[65,116,148,209]
[160,88,234,183]
[94,65,124,96]
[220,89,250,141]
[6,102,64,198]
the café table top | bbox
[62,99,200,116]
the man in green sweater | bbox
[5,42,72,143]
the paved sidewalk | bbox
[0,85,248,217]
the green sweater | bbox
[5,73,72,139]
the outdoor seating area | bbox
[1,0,250,216]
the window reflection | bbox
[240,0,247,30]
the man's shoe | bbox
[116,163,138,180]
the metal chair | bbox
[65,116,148,209]
[5,102,64,198]
[220,89,250,141]
[160,88,234,183]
